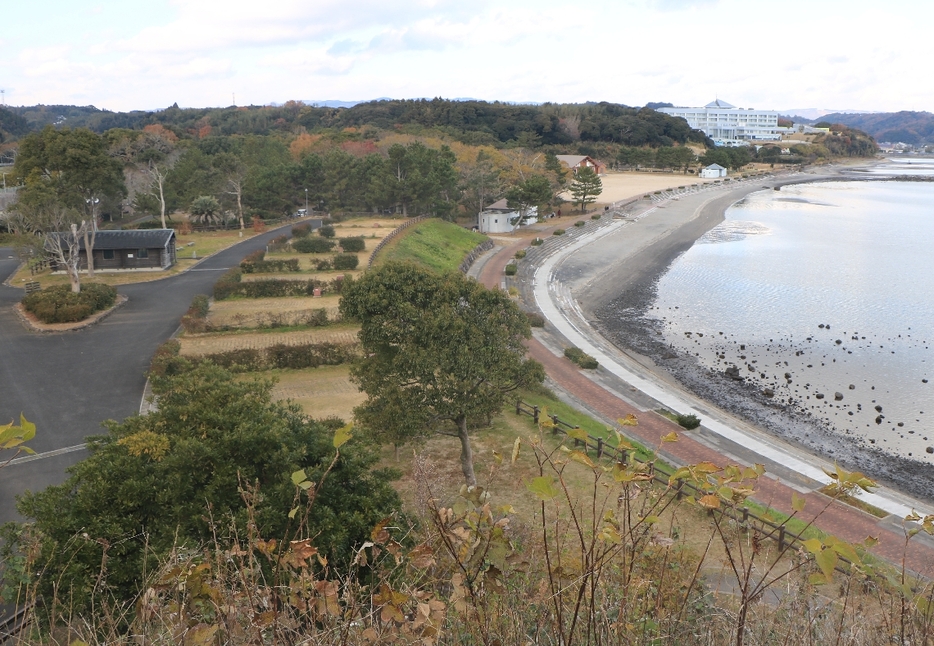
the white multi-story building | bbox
[657,99,783,145]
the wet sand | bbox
[568,172,934,501]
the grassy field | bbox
[264,365,366,422]
[373,218,487,273]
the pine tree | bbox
[569,167,603,212]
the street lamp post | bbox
[305,188,308,216]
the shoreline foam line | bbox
[532,194,918,520]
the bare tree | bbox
[48,220,90,293]
[226,174,245,230]
[147,162,169,229]
[82,196,99,278]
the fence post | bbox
[551,415,559,435]
[533,406,539,423]
[596,437,603,458]
[676,478,684,500]
[516,400,521,415]
[742,507,749,526]
[619,449,627,464]
[778,526,786,550]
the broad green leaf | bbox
[288,506,299,519]
[815,547,838,580]
[809,572,830,585]
[333,424,353,449]
[527,476,560,501]
[802,538,823,554]
[291,469,308,486]
[568,450,596,469]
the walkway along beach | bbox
[472,168,934,578]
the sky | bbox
[3,0,933,114]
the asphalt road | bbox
[0,226,296,523]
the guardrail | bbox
[514,399,859,575]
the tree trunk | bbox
[456,416,477,488]
[158,179,167,229]
[83,227,95,278]
[237,191,244,230]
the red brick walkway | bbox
[477,235,934,578]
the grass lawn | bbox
[373,219,487,273]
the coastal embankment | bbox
[528,166,934,509]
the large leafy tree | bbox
[340,262,544,487]
[10,363,401,611]
[13,126,127,276]
[568,167,603,212]
[506,174,553,223]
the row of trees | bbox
[5,99,714,149]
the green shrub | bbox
[22,283,117,324]
[504,263,517,276]
[339,237,365,253]
[309,258,332,271]
[591,214,601,220]
[319,224,336,238]
[574,220,586,227]
[135,219,163,229]
[293,237,335,254]
[514,249,527,259]
[553,229,565,236]
[332,253,359,271]
[148,339,186,377]
[676,413,701,430]
[180,294,212,333]
[564,346,598,369]
[531,237,544,246]
[213,267,243,300]
[291,223,312,238]
[526,312,545,328]
[199,342,358,372]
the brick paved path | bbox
[476,232,934,579]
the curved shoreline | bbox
[531,168,932,516]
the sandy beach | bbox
[560,170,720,208]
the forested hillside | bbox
[799,111,934,145]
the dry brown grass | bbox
[264,365,365,421]
[207,295,342,328]
[178,323,360,355]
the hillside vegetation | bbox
[814,111,934,145]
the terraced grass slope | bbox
[374,219,487,274]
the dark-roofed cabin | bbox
[51,229,177,272]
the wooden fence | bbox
[514,399,860,574]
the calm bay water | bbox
[646,170,934,460]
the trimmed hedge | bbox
[526,312,545,328]
[319,225,336,238]
[22,283,117,324]
[214,269,347,300]
[553,229,565,236]
[504,263,517,276]
[293,237,335,254]
[339,237,365,253]
[291,223,312,238]
[564,346,599,369]
[531,238,544,246]
[180,294,211,333]
[332,253,359,270]
[202,342,358,372]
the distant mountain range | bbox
[787,111,934,145]
[780,108,874,121]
